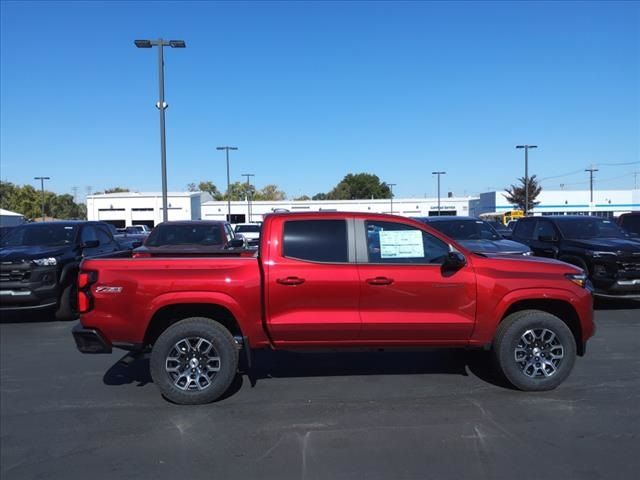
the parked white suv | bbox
[234,223,261,246]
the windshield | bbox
[0,224,78,247]
[427,219,501,241]
[555,218,629,239]
[235,225,261,233]
[146,224,223,247]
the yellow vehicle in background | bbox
[480,210,524,226]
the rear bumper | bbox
[72,323,112,354]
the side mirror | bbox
[226,238,245,249]
[82,240,99,249]
[443,251,466,269]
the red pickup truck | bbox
[73,213,595,404]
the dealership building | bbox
[86,189,639,227]
[470,189,640,218]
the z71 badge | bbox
[95,286,123,294]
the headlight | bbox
[565,273,588,288]
[586,250,617,258]
[522,251,533,256]
[32,257,57,266]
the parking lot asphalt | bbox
[1,305,639,480]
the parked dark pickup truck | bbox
[72,212,595,404]
[0,221,132,319]
[512,215,640,299]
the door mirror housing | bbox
[82,240,99,249]
[443,251,466,269]
[226,238,245,249]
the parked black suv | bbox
[0,221,130,319]
[512,215,640,299]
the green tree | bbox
[503,175,542,213]
[294,195,311,201]
[186,183,198,192]
[198,181,223,201]
[312,192,328,201]
[223,181,255,201]
[0,181,86,220]
[326,173,391,200]
[255,184,286,201]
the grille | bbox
[0,269,30,282]
[617,259,640,274]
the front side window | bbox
[81,226,98,244]
[535,221,558,241]
[283,220,348,263]
[514,219,536,240]
[366,221,449,264]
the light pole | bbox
[516,145,538,216]
[388,183,396,214]
[135,38,186,222]
[217,146,238,222]
[432,171,446,215]
[242,173,255,222]
[585,166,598,205]
[34,176,50,221]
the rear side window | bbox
[513,219,535,240]
[283,220,348,263]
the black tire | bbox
[150,317,239,405]
[55,283,77,321]
[493,310,576,391]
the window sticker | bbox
[379,230,424,258]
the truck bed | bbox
[79,256,265,347]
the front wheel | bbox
[150,317,239,404]
[493,310,576,391]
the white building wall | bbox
[201,197,476,222]
[87,192,211,226]
[471,189,640,217]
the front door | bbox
[357,219,477,344]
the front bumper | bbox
[0,264,60,310]
[593,278,640,300]
[72,323,112,353]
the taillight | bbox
[78,270,98,313]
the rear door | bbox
[265,216,361,345]
[357,218,477,343]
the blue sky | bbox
[1,0,638,199]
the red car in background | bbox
[132,221,246,258]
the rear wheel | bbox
[150,317,239,404]
[493,310,576,391]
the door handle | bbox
[277,276,305,286]
[366,276,394,286]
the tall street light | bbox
[242,173,255,222]
[388,183,396,214]
[135,38,186,222]
[432,172,446,216]
[585,166,598,205]
[515,145,538,216]
[34,176,50,221]
[217,146,238,222]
